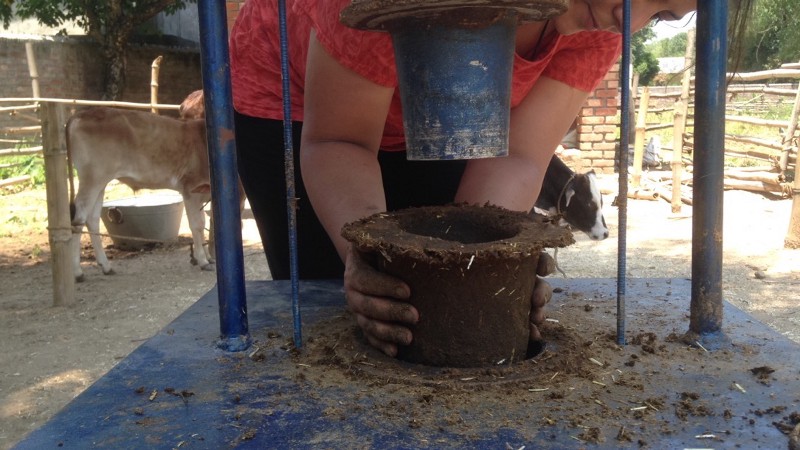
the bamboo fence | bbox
[632,62,800,204]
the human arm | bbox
[455,76,592,209]
[300,32,418,356]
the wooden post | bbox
[150,55,163,114]
[786,144,800,245]
[684,29,696,160]
[40,102,75,306]
[671,28,695,213]
[631,87,650,187]
[785,151,800,248]
[782,65,800,247]
[25,42,40,98]
[671,101,686,212]
[778,80,800,174]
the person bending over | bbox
[230,0,752,356]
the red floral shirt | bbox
[230,0,621,150]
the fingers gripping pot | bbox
[340,0,569,160]
[342,204,573,367]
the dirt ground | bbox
[1,176,799,449]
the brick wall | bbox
[126,44,202,105]
[226,0,246,31]
[0,38,101,101]
[577,61,620,174]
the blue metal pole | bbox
[197,0,250,351]
[690,0,728,343]
[616,0,632,346]
[277,0,303,348]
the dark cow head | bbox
[560,171,609,240]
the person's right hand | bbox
[343,246,418,357]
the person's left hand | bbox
[529,251,556,342]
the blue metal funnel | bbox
[340,1,568,160]
[391,15,516,160]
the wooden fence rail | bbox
[1,125,42,134]
[0,104,39,113]
[0,146,43,157]
[0,97,180,111]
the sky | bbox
[651,13,697,41]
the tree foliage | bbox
[1,0,196,100]
[632,24,660,86]
[740,0,800,71]
[648,32,688,59]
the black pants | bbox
[234,111,467,280]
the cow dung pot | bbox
[342,204,573,368]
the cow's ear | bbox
[565,187,575,207]
[587,169,596,176]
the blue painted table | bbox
[14,278,800,449]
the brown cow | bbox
[67,107,215,281]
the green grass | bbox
[0,155,45,187]
[1,136,46,192]
[724,156,763,168]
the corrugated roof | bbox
[658,57,686,74]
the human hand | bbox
[343,246,418,357]
[529,251,556,342]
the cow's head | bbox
[179,90,205,120]
[561,170,609,240]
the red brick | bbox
[595,140,618,149]
[594,108,618,117]
[593,125,616,134]
[581,116,605,125]
[584,150,604,159]
[587,133,604,142]
[594,88,616,98]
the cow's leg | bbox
[71,194,90,283]
[86,190,114,275]
[71,180,112,280]
[183,194,213,270]
[71,222,86,283]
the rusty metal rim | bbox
[340,0,568,30]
